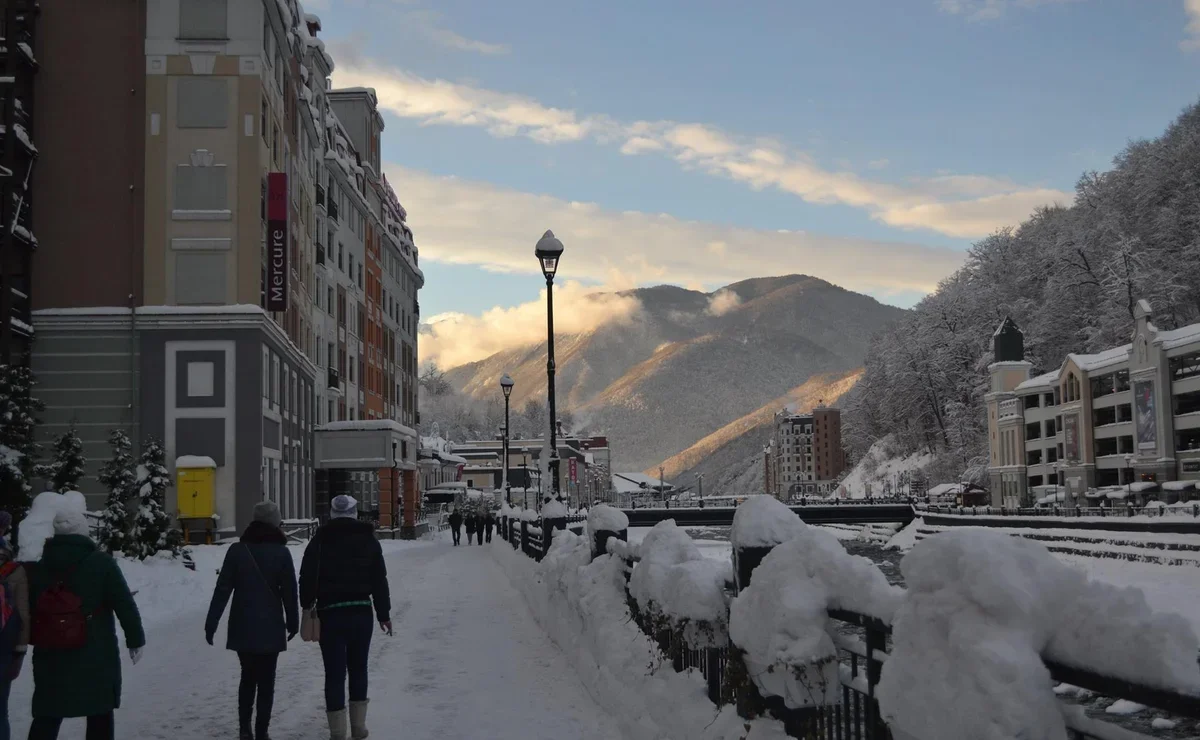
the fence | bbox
[509,516,1200,740]
[919,503,1200,518]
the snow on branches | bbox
[126,438,181,560]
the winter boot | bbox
[349,700,370,739]
[327,709,349,740]
[239,730,253,740]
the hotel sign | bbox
[266,173,288,312]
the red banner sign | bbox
[266,173,288,311]
[569,458,577,483]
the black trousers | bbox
[238,652,280,736]
[28,713,114,740]
[484,523,493,542]
[450,525,461,545]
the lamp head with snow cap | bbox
[534,230,563,281]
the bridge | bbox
[619,503,916,527]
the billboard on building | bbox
[1063,412,1080,462]
[266,173,288,312]
[1134,379,1157,450]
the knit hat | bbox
[0,510,11,532]
[253,500,282,528]
[331,495,358,519]
[53,509,90,537]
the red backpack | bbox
[31,558,95,650]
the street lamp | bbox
[521,447,530,510]
[535,229,564,502]
[500,373,514,505]
[1125,453,1135,504]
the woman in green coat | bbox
[26,509,145,740]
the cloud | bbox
[419,281,642,368]
[868,158,890,170]
[405,10,509,54]
[333,58,1071,239]
[936,0,1081,21]
[387,164,965,332]
[706,290,742,317]
[1184,0,1200,51]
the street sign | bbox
[569,458,577,483]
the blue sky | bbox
[303,0,1200,365]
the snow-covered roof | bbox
[1036,491,1066,505]
[1015,368,1061,392]
[1068,344,1130,373]
[1129,481,1158,492]
[612,472,674,493]
[317,419,417,438]
[1157,321,1200,351]
[1162,480,1197,491]
[175,455,217,469]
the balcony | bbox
[998,398,1021,420]
[328,199,339,223]
[326,367,343,396]
[316,184,326,211]
[316,245,325,266]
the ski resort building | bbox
[986,304,1200,508]
[765,404,846,499]
[25,0,423,534]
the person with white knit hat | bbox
[27,505,145,739]
[299,496,391,740]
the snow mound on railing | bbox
[729,519,903,708]
[629,520,730,637]
[877,528,1200,740]
[730,495,806,549]
[587,504,629,533]
[541,499,569,519]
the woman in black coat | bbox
[206,501,299,740]
[447,508,463,546]
[464,510,479,545]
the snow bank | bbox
[884,518,922,551]
[587,504,629,533]
[540,499,569,519]
[19,491,88,561]
[877,528,1200,740]
[730,495,805,549]
[729,521,903,708]
[492,532,788,740]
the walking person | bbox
[447,508,462,546]
[26,509,145,740]
[483,509,494,544]
[205,501,299,740]
[464,509,478,546]
[0,511,30,740]
[299,496,392,740]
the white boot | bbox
[349,700,370,739]
[327,709,349,740]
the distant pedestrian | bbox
[483,510,494,544]
[0,513,30,740]
[205,501,299,740]
[0,511,11,551]
[27,509,145,740]
[447,509,462,546]
[300,495,391,740]
[464,510,478,546]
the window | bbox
[175,165,227,211]
[260,98,268,141]
[179,0,227,39]
[177,78,228,128]
[271,354,280,405]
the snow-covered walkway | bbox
[9,538,625,740]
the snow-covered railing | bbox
[517,495,1200,740]
[920,502,1200,519]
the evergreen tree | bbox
[0,364,44,522]
[35,426,86,493]
[96,429,136,554]
[126,438,181,560]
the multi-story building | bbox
[767,405,846,499]
[986,303,1200,508]
[0,0,39,365]
[26,0,423,534]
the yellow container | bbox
[177,467,215,519]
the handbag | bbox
[300,541,321,642]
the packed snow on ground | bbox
[729,495,807,549]
[729,498,902,709]
[493,530,789,740]
[19,490,88,561]
[876,528,1200,740]
[839,437,934,499]
[587,504,629,534]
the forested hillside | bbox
[845,102,1200,483]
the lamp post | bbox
[1125,453,1134,504]
[500,373,514,505]
[521,447,530,510]
[535,230,564,502]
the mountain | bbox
[443,275,906,473]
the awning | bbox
[1163,481,1197,492]
[1129,481,1159,493]
[1037,491,1066,505]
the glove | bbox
[129,647,143,665]
[7,652,23,681]
[205,632,214,647]
[287,629,297,642]
[380,621,393,636]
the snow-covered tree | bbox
[36,426,86,493]
[126,438,181,560]
[0,364,43,521]
[96,429,137,554]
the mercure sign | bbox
[266,172,288,312]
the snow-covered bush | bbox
[126,438,182,560]
[877,528,1200,740]
[36,426,86,494]
[0,364,43,521]
[96,429,137,554]
[19,490,88,561]
[729,514,903,709]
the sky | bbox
[305,0,1200,367]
